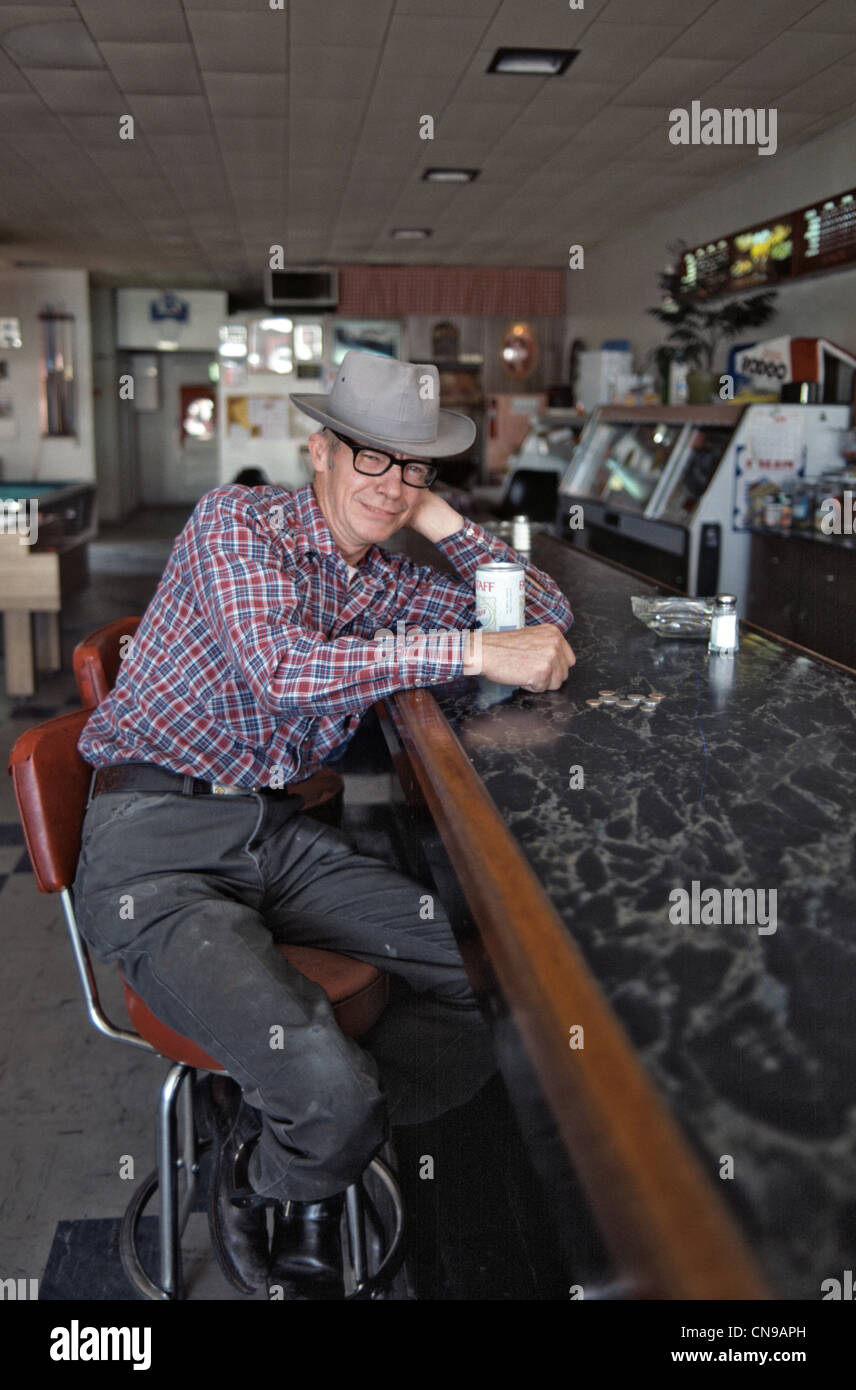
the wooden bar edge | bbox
[389,686,772,1300]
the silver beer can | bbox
[475,561,525,632]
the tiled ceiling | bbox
[0,0,855,293]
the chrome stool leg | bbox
[121,1062,203,1301]
[157,1062,189,1298]
[345,1183,368,1288]
[343,1156,406,1301]
[177,1067,199,1234]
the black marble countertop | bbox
[429,535,856,1299]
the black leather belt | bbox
[91,762,293,800]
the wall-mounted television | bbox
[265,267,338,310]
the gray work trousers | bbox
[72,784,493,1201]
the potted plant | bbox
[647,273,778,403]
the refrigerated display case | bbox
[570,418,684,512]
[558,403,850,597]
[650,423,734,524]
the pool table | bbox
[0,480,97,696]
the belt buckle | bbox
[211,783,246,796]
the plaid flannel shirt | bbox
[78,483,573,788]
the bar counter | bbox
[387,534,856,1300]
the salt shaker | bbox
[708,594,739,656]
[512,515,531,552]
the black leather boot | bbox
[206,1076,271,1295]
[268,1193,346,1300]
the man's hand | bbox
[464,624,575,692]
[406,490,464,544]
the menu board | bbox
[679,186,856,299]
[679,239,730,298]
[728,219,794,290]
[799,191,856,274]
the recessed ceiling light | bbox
[390,228,432,239]
[487,48,578,76]
[422,169,480,184]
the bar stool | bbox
[73,616,345,826]
[8,708,405,1300]
[73,615,140,709]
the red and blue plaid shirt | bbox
[78,483,573,787]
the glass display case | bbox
[559,402,852,599]
[559,404,747,595]
[565,419,684,514]
[655,425,733,523]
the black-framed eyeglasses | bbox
[329,430,437,488]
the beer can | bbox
[475,561,525,632]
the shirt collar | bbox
[282,485,389,578]
[291,484,339,556]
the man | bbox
[73,350,575,1299]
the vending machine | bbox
[216,314,331,488]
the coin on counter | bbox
[585,698,601,707]
[600,694,618,704]
[641,699,659,710]
[597,689,616,697]
[625,693,644,703]
[616,699,638,710]
[648,691,666,701]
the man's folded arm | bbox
[184,489,464,716]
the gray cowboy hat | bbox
[291,350,476,459]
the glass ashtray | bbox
[631,595,714,639]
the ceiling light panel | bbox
[487,48,578,75]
